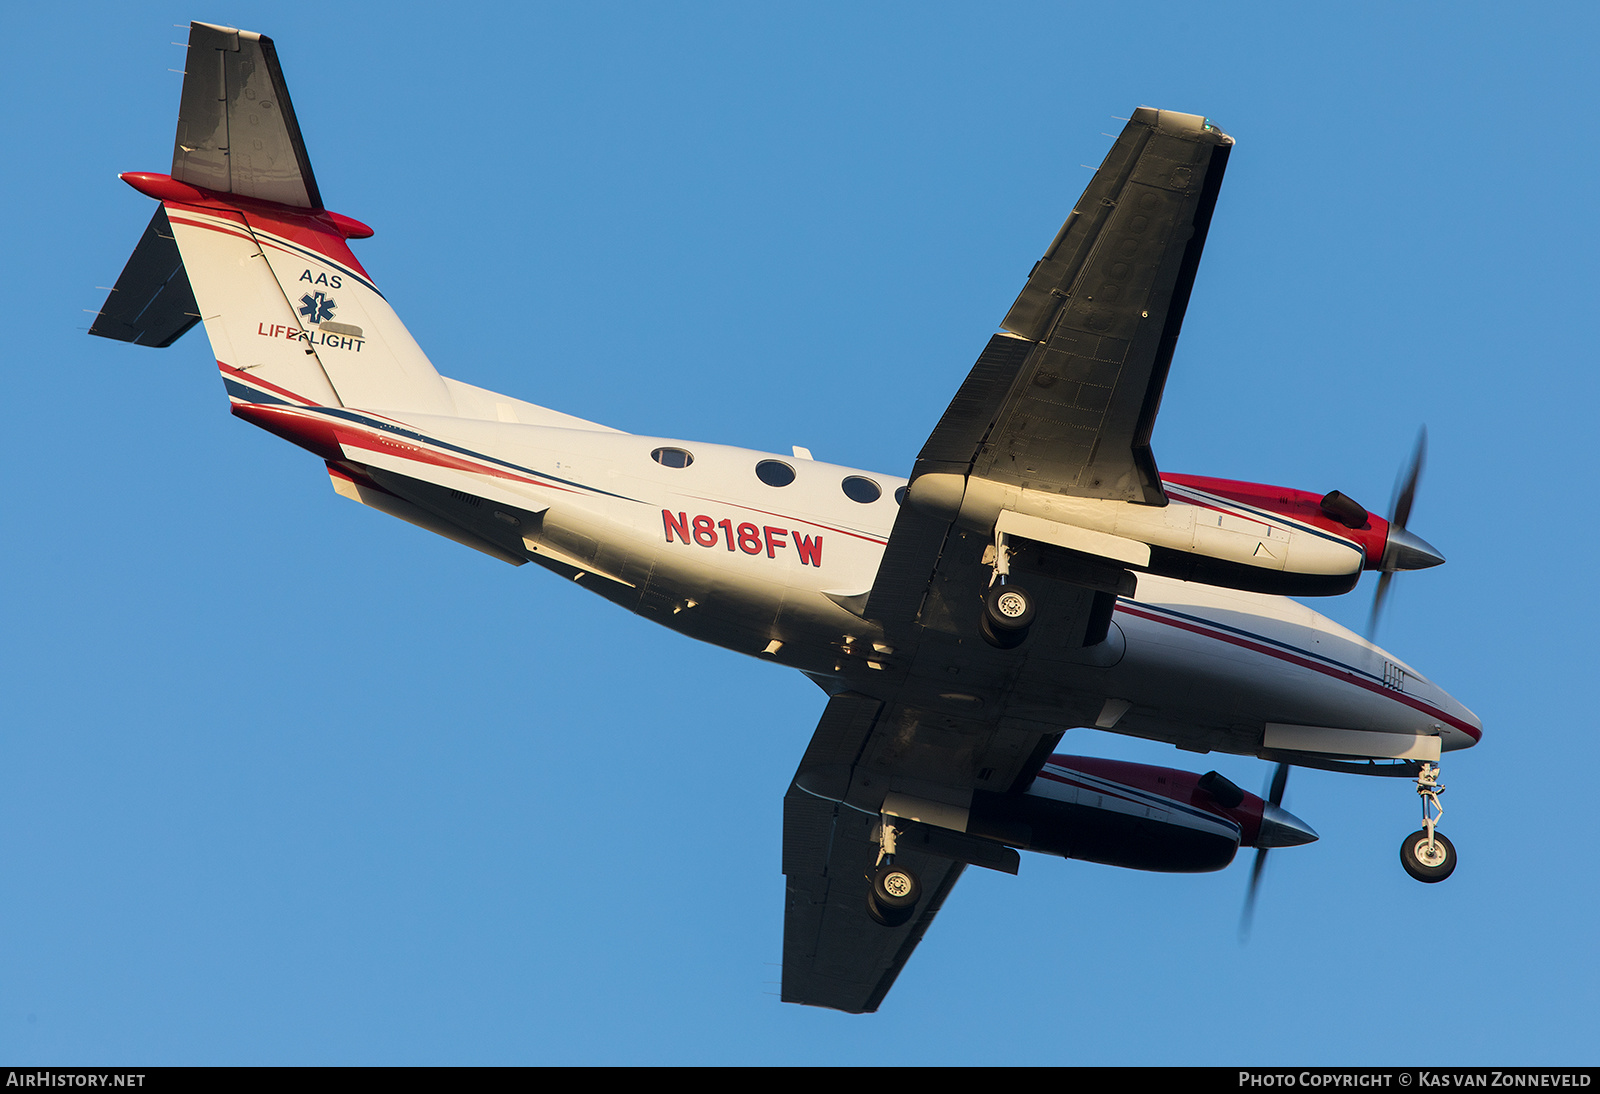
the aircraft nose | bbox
[1256,802,1320,848]
[1439,693,1485,750]
[1382,527,1445,572]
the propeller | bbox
[1239,761,1291,941]
[1368,428,1444,639]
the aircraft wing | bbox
[782,109,1231,1013]
[780,567,1097,1014]
[782,693,975,1014]
[917,107,1233,507]
[781,568,1110,1010]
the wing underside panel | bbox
[921,108,1233,505]
[781,691,968,1013]
[782,786,966,1014]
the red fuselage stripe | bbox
[166,211,255,245]
[331,427,588,497]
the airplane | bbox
[90,22,1479,1014]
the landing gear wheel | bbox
[978,611,1025,649]
[866,889,914,927]
[984,584,1035,629]
[980,584,1034,648]
[1400,829,1456,883]
[872,862,922,908]
[865,862,922,927]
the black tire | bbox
[1399,829,1457,883]
[865,889,915,928]
[983,584,1036,631]
[871,862,922,910]
[978,611,1026,649]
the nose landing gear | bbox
[1399,762,1456,883]
[1401,829,1456,882]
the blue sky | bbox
[4,1,1597,1065]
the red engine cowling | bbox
[1158,474,1443,592]
[967,755,1317,873]
[1163,474,1390,569]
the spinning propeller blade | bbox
[1392,429,1425,529]
[1368,428,1441,639]
[1239,762,1291,941]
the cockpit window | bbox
[651,447,693,468]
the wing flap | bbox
[911,332,1036,478]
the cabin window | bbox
[842,476,881,503]
[756,460,796,487]
[651,447,693,468]
[894,486,907,506]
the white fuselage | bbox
[325,402,1482,762]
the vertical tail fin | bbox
[92,22,456,418]
[171,22,322,209]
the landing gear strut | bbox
[866,819,922,927]
[1399,762,1456,883]
[979,531,1034,649]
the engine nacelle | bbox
[966,755,1317,873]
[906,472,1442,597]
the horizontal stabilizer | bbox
[88,209,200,347]
[173,22,321,208]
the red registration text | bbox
[663,510,823,566]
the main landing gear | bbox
[979,530,1035,649]
[980,583,1036,649]
[1399,762,1456,883]
[866,819,923,927]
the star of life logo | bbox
[298,292,337,324]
